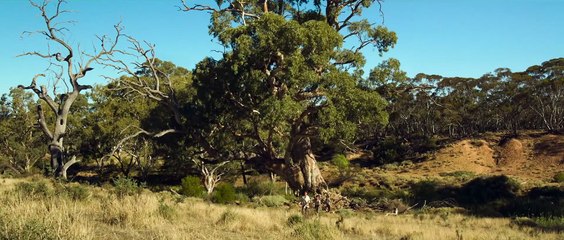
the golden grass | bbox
[0,176,561,240]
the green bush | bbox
[234,193,250,204]
[242,180,279,197]
[14,181,52,198]
[258,195,288,207]
[512,217,564,232]
[59,184,90,201]
[553,172,564,183]
[211,183,237,204]
[457,175,520,205]
[331,154,349,175]
[180,176,205,198]
[373,136,406,164]
[286,214,304,226]
[439,171,476,182]
[113,176,143,198]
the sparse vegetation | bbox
[0,176,562,239]
[0,1,562,239]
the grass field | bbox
[0,176,561,240]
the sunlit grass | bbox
[0,176,561,240]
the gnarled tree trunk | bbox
[263,136,326,194]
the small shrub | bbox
[532,216,564,232]
[212,183,237,204]
[14,181,52,198]
[113,176,143,198]
[157,200,176,221]
[258,195,288,207]
[513,216,564,232]
[57,184,90,201]
[337,209,354,218]
[439,171,476,182]
[180,176,205,198]
[235,193,250,204]
[553,172,564,183]
[292,220,335,240]
[216,209,238,225]
[331,154,349,175]
[242,180,279,197]
[286,214,304,226]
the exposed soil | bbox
[397,133,564,183]
[340,132,564,186]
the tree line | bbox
[0,1,562,194]
[364,57,563,164]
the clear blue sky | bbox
[1,0,563,95]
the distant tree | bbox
[0,88,45,174]
[522,58,564,131]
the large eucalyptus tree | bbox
[183,0,396,192]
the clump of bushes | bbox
[256,195,288,207]
[457,175,520,205]
[211,183,237,204]
[180,176,205,198]
[56,183,90,201]
[113,176,143,198]
[241,180,281,197]
[512,217,564,232]
[14,181,52,199]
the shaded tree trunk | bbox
[262,137,326,194]
[49,142,64,177]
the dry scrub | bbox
[0,176,561,240]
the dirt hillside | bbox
[335,133,564,187]
[393,133,564,183]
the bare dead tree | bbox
[97,37,230,181]
[17,0,124,178]
[192,159,230,195]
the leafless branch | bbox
[179,0,259,25]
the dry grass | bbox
[0,176,561,240]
